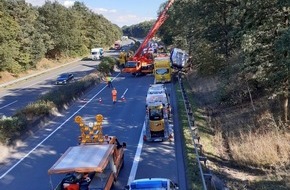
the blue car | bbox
[55,73,74,85]
[125,178,179,190]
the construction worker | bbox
[106,76,113,88]
[112,87,117,104]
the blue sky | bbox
[26,0,168,27]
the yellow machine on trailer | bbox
[144,84,173,142]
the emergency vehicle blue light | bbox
[130,180,167,189]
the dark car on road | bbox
[55,73,74,85]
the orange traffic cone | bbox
[98,97,102,103]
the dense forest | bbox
[161,0,290,123]
[0,0,122,74]
[158,0,290,189]
[122,20,155,38]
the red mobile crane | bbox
[122,0,175,75]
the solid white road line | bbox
[127,121,145,185]
[0,100,18,110]
[0,73,120,179]
[121,88,128,99]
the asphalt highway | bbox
[0,40,187,189]
[0,58,102,117]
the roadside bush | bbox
[0,116,26,144]
[15,100,55,119]
[40,74,99,109]
[97,56,117,75]
[0,73,100,144]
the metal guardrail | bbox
[177,73,210,190]
[177,72,229,190]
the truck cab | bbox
[154,56,172,83]
[91,48,104,60]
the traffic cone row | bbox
[97,96,126,103]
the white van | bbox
[125,178,179,190]
[91,48,104,60]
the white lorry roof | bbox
[146,93,167,104]
[147,84,166,95]
[48,144,114,174]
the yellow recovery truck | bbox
[154,55,172,83]
[48,114,126,190]
[144,84,173,142]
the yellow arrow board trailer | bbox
[48,143,125,190]
[48,114,126,190]
[154,56,172,83]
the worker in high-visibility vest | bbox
[112,87,117,104]
[106,76,113,88]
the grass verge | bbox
[174,79,204,189]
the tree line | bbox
[159,0,290,123]
[0,0,122,74]
[122,20,155,38]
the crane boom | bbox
[134,0,175,58]
[122,0,174,75]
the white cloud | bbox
[63,1,75,7]
[25,0,45,6]
[95,8,117,13]
[25,0,74,7]
[94,8,154,27]
[25,0,154,27]
[118,14,154,25]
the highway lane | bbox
[0,72,186,190]
[0,38,133,117]
[132,82,187,189]
[0,59,100,117]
